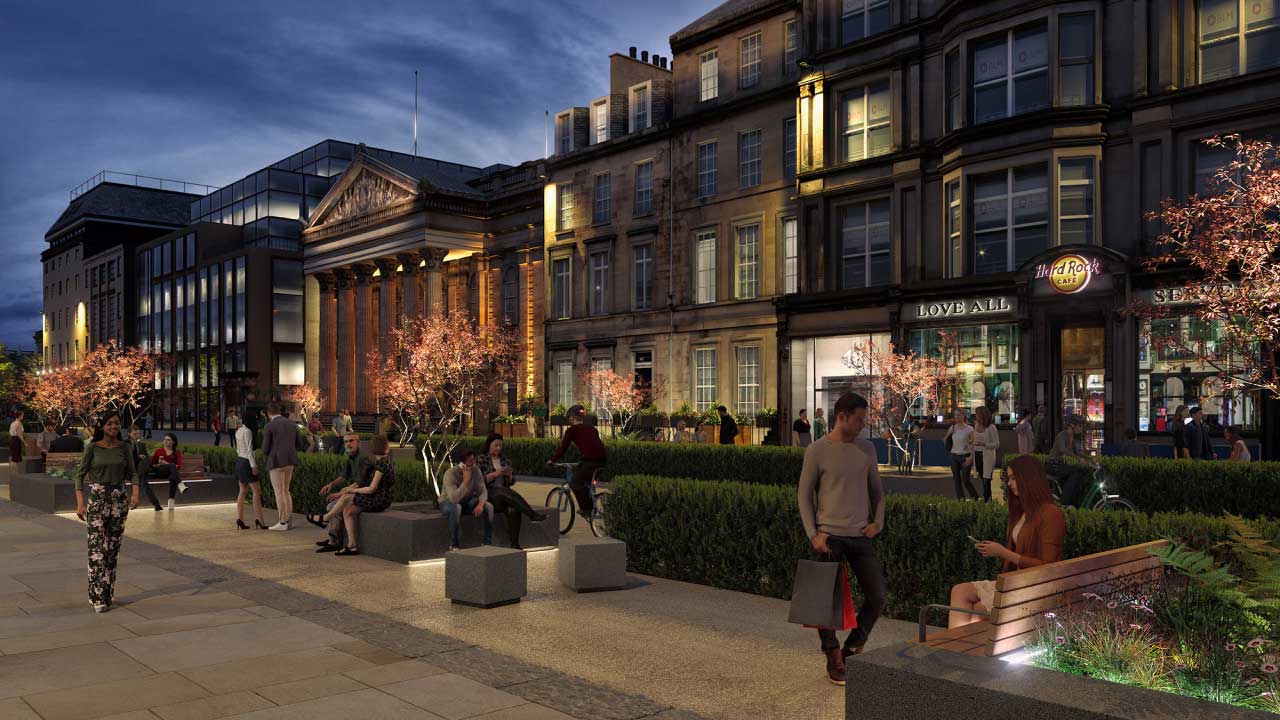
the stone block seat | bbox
[10,453,239,513]
[445,545,527,608]
[358,501,559,564]
[558,535,628,592]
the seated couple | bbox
[948,455,1066,628]
[443,436,546,551]
[309,433,395,556]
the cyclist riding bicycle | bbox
[545,404,607,521]
[1046,415,1092,507]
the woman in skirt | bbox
[330,434,396,556]
[74,412,138,613]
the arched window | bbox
[502,268,518,325]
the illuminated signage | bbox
[910,296,1015,320]
[1035,254,1101,294]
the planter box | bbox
[510,422,531,438]
[846,642,1269,720]
[700,427,718,444]
[493,423,513,438]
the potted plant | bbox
[549,403,568,426]
[698,405,721,443]
[521,394,548,419]
[755,408,781,446]
[670,402,697,429]
[638,404,661,430]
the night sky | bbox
[0,0,717,350]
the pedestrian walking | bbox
[262,402,300,530]
[813,408,827,441]
[74,412,138,613]
[225,408,242,447]
[717,406,738,445]
[212,414,222,446]
[1169,405,1188,458]
[8,409,25,463]
[970,406,999,502]
[1015,407,1035,455]
[797,392,887,686]
[944,409,978,500]
[1186,406,1214,460]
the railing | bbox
[71,171,217,201]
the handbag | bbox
[788,558,857,631]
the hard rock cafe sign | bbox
[1036,254,1101,295]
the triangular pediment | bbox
[307,155,419,230]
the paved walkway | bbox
[0,470,919,720]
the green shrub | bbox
[605,474,1280,622]
[1015,454,1280,518]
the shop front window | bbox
[908,324,1020,422]
[1138,314,1258,433]
[789,333,893,434]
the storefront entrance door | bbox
[1060,326,1106,454]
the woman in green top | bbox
[74,412,138,613]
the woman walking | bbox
[793,409,812,447]
[212,413,222,446]
[944,409,978,500]
[74,413,138,613]
[262,402,299,530]
[1014,407,1035,455]
[970,406,1000,502]
[1170,405,1188,458]
[477,433,546,550]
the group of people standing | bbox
[944,406,1001,501]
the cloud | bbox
[0,0,719,347]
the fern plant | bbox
[1148,541,1253,609]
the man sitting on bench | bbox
[49,426,85,454]
[948,455,1065,628]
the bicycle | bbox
[545,462,608,537]
[1045,457,1138,512]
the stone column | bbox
[375,259,396,360]
[422,247,448,317]
[397,253,421,320]
[335,269,355,414]
[316,273,337,413]
[353,265,375,414]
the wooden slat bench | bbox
[143,454,211,486]
[918,539,1169,657]
[43,452,82,475]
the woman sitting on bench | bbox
[948,455,1065,628]
[139,433,184,511]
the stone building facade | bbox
[543,0,801,419]
[782,0,1280,453]
[302,148,544,418]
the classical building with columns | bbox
[302,146,545,419]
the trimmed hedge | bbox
[605,474,1280,622]
[1016,454,1280,519]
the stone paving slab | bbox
[179,646,375,695]
[344,659,449,688]
[0,642,154,699]
[111,615,356,672]
[229,688,443,720]
[381,673,527,720]
[252,674,368,707]
[150,689,276,720]
[22,671,210,720]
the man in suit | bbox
[262,402,301,530]
[1185,406,1215,460]
[717,405,738,445]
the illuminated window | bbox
[629,83,650,132]
[735,223,760,300]
[695,230,717,304]
[555,111,572,154]
[552,257,570,320]
[735,346,761,417]
[695,348,717,411]
[592,99,609,144]
[782,217,798,294]
[842,82,891,162]
[700,49,719,101]
[557,183,574,231]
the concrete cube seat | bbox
[445,545,527,608]
[10,472,240,513]
[558,535,627,592]
[358,501,558,564]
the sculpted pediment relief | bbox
[319,169,416,226]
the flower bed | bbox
[1025,516,1280,715]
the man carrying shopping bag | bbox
[796,391,887,686]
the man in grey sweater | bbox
[797,391,887,687]
[440,448,493,550]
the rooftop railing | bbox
[71,171,216,200]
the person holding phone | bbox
[947,454,1064,628]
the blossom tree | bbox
[368,311,517,496]
[286,383,322,423]
[23,342,160,429]
[1135,135,1280,399]
[580,365,645,437]
[867,344,950,432]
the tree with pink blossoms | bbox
[24,342,160,430]
[1136,135,1280,401]
[580,365,645,437]
[286,383,323,423]
[368,311,517,497]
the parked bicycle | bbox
[1044,457,1137,512]
[546,462,608,537]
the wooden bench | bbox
[918,540,1168,657]
[43,452,82,475]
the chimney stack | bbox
[659,56,667,69]
[641,50,649,62]
[629,46,637,58]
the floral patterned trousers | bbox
[86,484,130,606]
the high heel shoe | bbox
[255,519,268,530]
[236,519,249,530]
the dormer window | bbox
[591,98,610,144]
[554,111,573,154]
